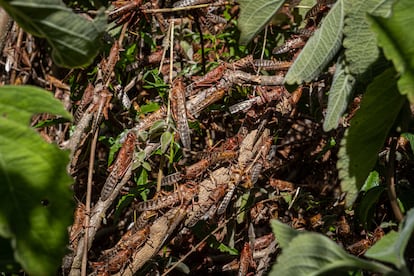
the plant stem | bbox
[386,136,404,222]
[81,130,98,276]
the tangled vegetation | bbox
[0,0,414,275]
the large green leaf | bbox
[0,0,107,68]
[270,219,300,249]
[284,0,344,84]
[238,0,285,45]
[365,208,414,273]
[323,57,355,131]
[343,0,395,76]
[337,68,406,206]
[0,85,72,123]
[368,0,414,102]
[0,86,74,275]
[357,185,385,229]
[269,221,396,276]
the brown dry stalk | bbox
[81,129,99,276]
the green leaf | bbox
[142,161,151,172]
[106,131,130,166]
[160,131,173,154]
[236,191,250,224]
[270,219,300,249]
[368,0,396,17]
[366,208,414,271]
[284,0,344,84]
[216,242,239,255]
[108,141,122,167]
[368,0,414,102]
[0,0,107,68]
[136,167,148,186]
[132,151,147,170]
[337,68,406,206]
[269,229,394,276]
[0,85,72,123]
[343,0,395,76]
[365,231,400,265]
[140,102,160,114]
[149,120,166,136]
[323,58,356,131]
[360,171,380,192]
[137,130,148,142]
[401,132,414,153]
[357,185,385,229]
[238,0,285,45]
[0,86,74,275]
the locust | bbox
[135,184,196,212]
[100,131,136,201]
[171,78,191,149]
